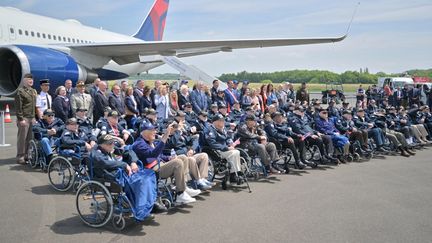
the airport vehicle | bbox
[377,77,414,89]
[0,0,348,97]
[321,82,345,104]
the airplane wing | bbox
[68,35,346,65]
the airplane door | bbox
[8,25,16,41]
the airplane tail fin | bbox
[133,0,170,41]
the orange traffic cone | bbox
[4,104,12,123]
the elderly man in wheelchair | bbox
[204,114,245,185]
[132,120,201,205]
[30,109,64,168]
[237,114,284,174]
[75,134,157,230]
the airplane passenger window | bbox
[31,31,35,37]
[42,33,46,38]
[58,36,61,41]
[25,30,29,36]
[72,38,75,43]
[37,32,40,38]
[53,35,56,40]
[48,34,51,39]
[10,28,14,34]
[63,37,66,41]
[18,29,22,35]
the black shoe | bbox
[302,160,317,168]
[271,162,286,173]
[151,201,168,213]
[406,148,416,155]
[398,147,410,157]
[320,157,330,164]
[296,161,306,169]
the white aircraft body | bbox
[0,0,347,97]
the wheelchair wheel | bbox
[48,156,75,192]
[28,140,39,168]
[207,159,215,182]
[112,214,126,231]
[353,153,361,162]
[76,181,113,228]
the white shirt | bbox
[36,91,52,113]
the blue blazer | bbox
[125,96,139,114]
[190,89,208,113]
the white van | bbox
[377,77,414,89]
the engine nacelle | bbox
[0,45,97,97]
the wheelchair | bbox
[267,137,295,172]
[303,140,322,163]
[47,141,89,192]
[27,139,49,171]
[236,147,267,179]
[201,146,251,192]
[76,160,170,230]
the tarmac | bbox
[1,98,432,243]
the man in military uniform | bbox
[229,101,243,125]
[36,79,52,119]
[264,112,310,169]
[289,106,332,164]
[60,118,96,153]
[33,109,64,161]
[166,122,213,190]
[237,114,283,173]
[335,110,369,151]
[75,107,95,139]
[99,111,131,146]
[15,73,38,164]
[296,82,310,104]
[132,121,200,204]
[353,108,388,152]
[205,114,243,184]
[70,81,93,121]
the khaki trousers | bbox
[16,118,33,161]
[156,158,186,192]
[220,149,241,173]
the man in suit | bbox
[190,81,208,114]
[64,79,77,98]
[133,80,145,111]
[93,81,109,126]
[71,81,93,120]
[108,84,125,115]
[88,78,100,100]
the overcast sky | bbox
[4,0,432,76]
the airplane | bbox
[0,0,349,97]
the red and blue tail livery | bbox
[133,0,170,41]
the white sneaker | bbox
[176,192,196,204]
[185,187,201,197]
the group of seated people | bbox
[32,81,432,214]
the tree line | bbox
[218,69,432,84]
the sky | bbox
[3,0,432,76]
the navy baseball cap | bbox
[140,121,156,131]
[98,134,116,145]
[212,114,225,122]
